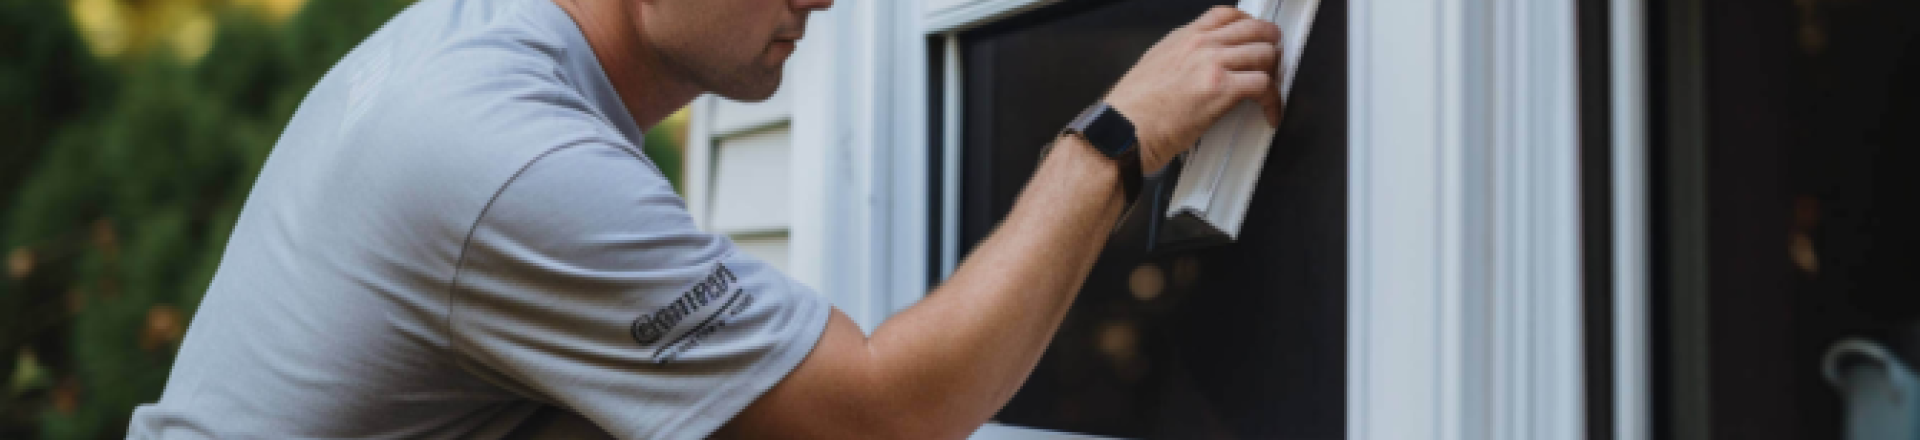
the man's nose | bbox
[792,0,833,11]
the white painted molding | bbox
[1490,2,1586,437]
[789,0,933,331]
[1611,0,1651,438]
[789,3,858,314]
[1349,0,1585,439]
[922,0,1060,34]
[880,0,935,319]
[1347,1,1457,436]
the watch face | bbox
[1084,106,1138,159]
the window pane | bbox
[954,0,1347,437]
[1652,1,1920,438]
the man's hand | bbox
[1106,6,1283,173]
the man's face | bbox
[639,0,829,101]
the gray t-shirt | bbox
[127,0,831,438]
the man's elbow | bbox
[723,392,981,440]
[720,317,989,438]
[799,381,988,439]
[858,394,987,440]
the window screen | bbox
[948,0,1347,437]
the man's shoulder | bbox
[255,0,643,263]
[322,10,633,207]
[341,0,595,141]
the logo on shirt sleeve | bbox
[629,263,754,364]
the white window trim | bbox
[1610,0,1651,438]
[786,0,932,331]
[924,0,1062,34]
[1348,0,1587,439]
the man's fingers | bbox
[1222,71,1273,101]
[1261,85,1284,126]
[1206,17,1281,46]
[1191,6,1249,31]
[1215,42,1280,72]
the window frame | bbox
[927,0,1599,438]
[688,0,1618,436]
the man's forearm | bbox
[717,134,1128,440]
[717,10,1283,438]
[863,134,1126,435]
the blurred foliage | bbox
[0,1,688,438]
[647,110,688,194]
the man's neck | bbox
[552,0,702,130]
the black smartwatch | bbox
[1061,101,1144,203]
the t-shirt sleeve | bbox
[447,143,831,440]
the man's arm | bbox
[717,7,1282,439]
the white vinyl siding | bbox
[688,94,795,278]
[731,233,793,274]
[708,126,793,235]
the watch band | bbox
[1063,102,1144,203]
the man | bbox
[129,0,1282,438]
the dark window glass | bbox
[951,0,1347,437]
[1652,0,1920,438]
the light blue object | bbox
[1825,338,1920,440]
